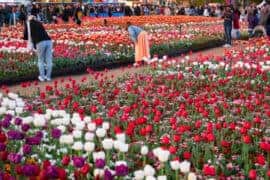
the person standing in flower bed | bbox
[222,5,233,48]
[126,22,150,66]
[23,15,53,82]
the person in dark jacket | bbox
[247,9,259,37]
[222,6,233,47]
[31,4,39,17]
[23,15,53,82]
[62,6,69,23]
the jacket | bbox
[23,19,51,48]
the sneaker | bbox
[45,77,51,81]
[223,44,229,48]
[38,76,45,82]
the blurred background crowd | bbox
[0,1,269,37]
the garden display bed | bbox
[0,16,224,85]
[0,38,269,179]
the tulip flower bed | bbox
[0,16,225,84]
[0,38,269,179]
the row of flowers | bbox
[0,37,269,179]
[0,18,225,84]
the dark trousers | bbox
[224,21,232,45]
[266,25,270,36]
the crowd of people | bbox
[0,3,242,27]
[221,2,270,48]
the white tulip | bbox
[116,133,126,143]
[188,172,197,180]
[8,92,18,100]
[57,125,66,133]
[74,121,85,130]
[15,107,23,115]
[62,117,70,125]
[0,107,6,115]
[179,161,191,174]
[94,169,104,177]
[134,170,145,180]
[102,138,114,150]
[93,151,105,161]
[87,122,96,131]
[113,140,121,150]
[71,113,81,124]
[119,143,129,153]
[141,146,149,155]
[8,100,16,109]
[96,128,106,138]
[144,165,156,176]
[102,122,110,130]
[158,150,170,162]
[22,116,33,124]
[153,147,161,157]
[16,100,25,107]
[6,110,15,116]
[85,132,95,141]
[59,135,74,145]
[84,142,95,152]
[72,130,82,139]
[83,116,91,123]
[115,161,127,166]
[146,176,156,180]
[170,160,181,170]
[72,142,83,151]
[157,176,167,180]
[33,114,46,127]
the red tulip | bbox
[43,160,51,169]
[169,146,177,154]
[203,165,216,176]
[248,169,257,180]
[62,155,70,166]
[80,164,91,175]
[242,135,251,144]
[161,135,170,145]
[0,133,6,143]
[183,151,192,160]
[255,154,265,165]
[173,134,181,142]
[58,168,67,180]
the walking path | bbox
[1,43,243,96]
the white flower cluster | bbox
[0,92,25,116]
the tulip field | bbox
[0,35,269,179]
[0,16,226,84]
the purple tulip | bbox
[22,164,40,176]
[4,114,12,121]
[115,164,128,176]
[2,120,11,128]
[21,124,30,132]
[72,156,85,168]
[8,153,22,164]
[23,144,32,155]
[14,118,22,126]
[26,137,41,145]
[104,169,114,180]
[46,165,59,178]
[51,128,61,139]
[95,159,106,169]
[0,143,6,151]
[35,131,43,138]
[7,130,24,140]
